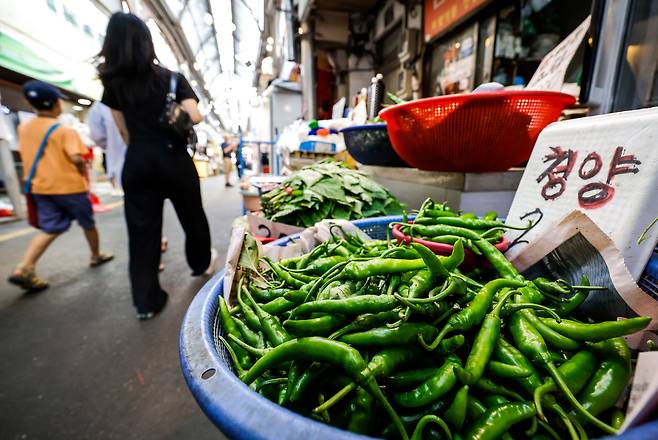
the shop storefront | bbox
[423,0,593,96]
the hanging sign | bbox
[424,0,489,42]
[526,15,591,91]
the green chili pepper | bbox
[289,294,400,319]
[422,208,458,218]
[483,211,498,221]
[577,337,631,421]
[260,296,297,315]
[405,269,435,299]
[393,355,461,408]
[485,361,532,379]
[280,362,301,405]
[385,367,440,388]
[420,279,525,351]
[444,385,469,429]
[233,317,264,348]
[296,255,347,275]
[314,346,422,413]
[248,285,291,303]
[466,396,488,421]
[509,313,617,434]
[554,276,591,316]
[410,415,452,440]
[237,281,263,331]
[401,277,467,304]
[283,314,345,336]
[328,309,401,340]
[458,290,517,384]
[522,310,580,351]
[340,322,438,346]
[243,286,291,347]
[341,258,427,280]
[288,362,326,403]
[610,408,625,430]
[472,377,524,401]
[262,257,306,289]
[411,243,451,279]
[240,337,409,440]
[539,316,651,342]
[534,350,598,419]
[493,337,544,397]
[464,402,536,440]
[217,298,251,369]
[346,386,374,435]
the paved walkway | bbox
[0,176,238,439]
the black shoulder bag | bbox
[159,72,197,149]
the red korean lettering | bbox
[536,146,578,201]
[578,152,603,179]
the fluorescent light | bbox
[190,80,198,87]
[266,44,273,52]
[266,36,274,45]
[193,62,200,70]
[298,27,303,35]
[72,105,84,111]
[77,98,92,106]
[121,1,130,13]
[204,13,214,26]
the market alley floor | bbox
[0,176,238,440]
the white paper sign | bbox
[621,351,658,431]
[505,107,658,281]
[247,214,305,239]
[526,15,591,91]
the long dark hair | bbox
[97,12,162,104]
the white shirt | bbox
[87,102,127,187]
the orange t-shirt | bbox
[19,116,88,195]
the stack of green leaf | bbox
[261,160,404,227]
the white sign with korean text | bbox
[504,107,658,281]
[526,15,591,91]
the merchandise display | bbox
[260,160,403,227]
[211,219,650,440]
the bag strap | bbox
[167,72,178,103]
[23,123,61,194]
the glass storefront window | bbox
[612,0,658,111]
[428,24,477,96]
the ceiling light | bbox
[298,27,303,35]
[72,105,84,111]
[193,62,200,70]
[204,13,213,26]
[266,44,273,52]
[77,98,92,106]
[121,1,130,13]
[231,23,237,32]
[190,80,198,87]
[266,36,274,45]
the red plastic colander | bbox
[379,90,576,172]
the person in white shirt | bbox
[87,101,126,195]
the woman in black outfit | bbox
[98,12,217,320]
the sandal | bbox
[8,269,49,292]
[90,253,114,267]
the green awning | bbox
[0,31,75,89]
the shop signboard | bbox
[423,0,489,42]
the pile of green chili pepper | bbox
[218,222,651,440]
[393,198,533,255]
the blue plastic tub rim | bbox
[340,123,387,133]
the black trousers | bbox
[122,144,211,313]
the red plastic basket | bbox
[379,90,576,172]
[391,224,509,270]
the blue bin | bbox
[180,216,657,439]
[179,217,401,439]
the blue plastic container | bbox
[341,124,409,167]
[179,217,401,439]
[180,216,658,439]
